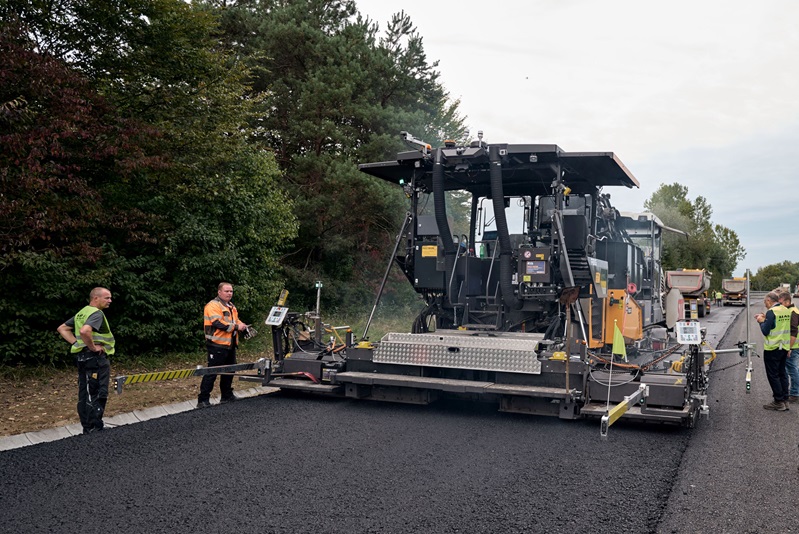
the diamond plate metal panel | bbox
[374,331,543,374]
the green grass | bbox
[0,363,54,381]
[119,351,202,371]
[318,304,418,343]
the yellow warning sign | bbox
[421,245,438,258]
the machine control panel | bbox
[265,306,289,326]
[517,246,550,284]
[517,246,553,299]
[675,320,702,345]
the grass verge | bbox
[0,309,417,438]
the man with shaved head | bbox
[57,287,115,433]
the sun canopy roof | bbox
[359,143,639,197]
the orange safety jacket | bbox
[204,297,240,349]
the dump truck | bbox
[721,277,747,306]
[666,269,712,318]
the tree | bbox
[0,22,162,260]
[209,0,467,308]
[1,21,167,364]
[751,261,799,292]
[0,2,297,364]
[1,0,467,364]
[644,183,745,286]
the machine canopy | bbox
[358,143,639,197]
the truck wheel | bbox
[698,302,705,318]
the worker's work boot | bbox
[196,399,211,409]
[763,400,789,411]
[788,396,799,403]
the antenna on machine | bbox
[400,131,432,155]
[471,130,485,148]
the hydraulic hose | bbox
[489,145,521,310]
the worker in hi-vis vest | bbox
[197,282,249,408]
[777,289,799,403]
[57,287,115,434]
[756,291,792,411]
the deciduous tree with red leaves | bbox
[0,22,162,260]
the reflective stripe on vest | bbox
[204,298,239,348]
[71,305,115,355]
[764,304,792,350]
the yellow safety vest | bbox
[71,305,115,355]
[764,304,791,350]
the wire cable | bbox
[589,367,641,387]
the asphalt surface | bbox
[658,302,799,534]
[0,305,787,534]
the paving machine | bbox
[266,133,725,429]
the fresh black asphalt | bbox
[0,391,690,534]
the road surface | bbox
[0,305,790,533]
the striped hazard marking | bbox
[121,369,197,385]
[114,359,269,394]
[114,369,199,393]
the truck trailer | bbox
[722,277,747,306]
[666,269,712,318]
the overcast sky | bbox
[355,0,799,277]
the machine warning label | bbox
[421,245,438,257]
